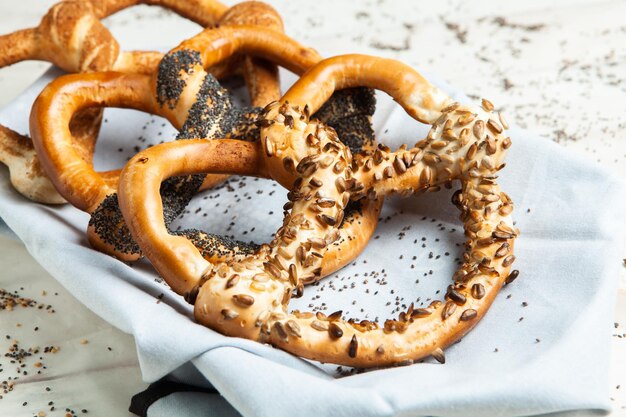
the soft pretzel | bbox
[119,54,519,367]
[0,0,238,204]
[30,24,380,270]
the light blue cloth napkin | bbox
[0,66,624,417]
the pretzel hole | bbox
[92,77,254,172]
[169,175,284,251]
[288,190,465,327]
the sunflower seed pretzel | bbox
[117,54,518,367]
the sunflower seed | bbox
[309,177,323,187]
[492,230,514,240]
[348,335,358,358]
[226,274,240,289]
[328,322,343,339]
[458,112,476,126]
[502,255,516,267]
[336,177,347,193]
[394,156,407,174]
[264,137,274,157]
[431,140,448,149]
[447,289,467,305]
[317,214,336,226]
[288,264,298,286]
[431,347,445,364]
[460,309,478,321]
[487,119,503,134]
[498,112,509,129]
[328,310,343,321]
[481,98,494,111]
[373,149,384,164]
[284,114,294,128]
[495,243,510,258]
[307,237,327,250]
[419,166,432,186]
[286,320,301,338]
[255,310,270,327]
[477,237,495,246]
[442,102,460,113]
[264,262,282,279]
[499,204,513,215]
[471,283,485,299]
[505,270,519,285]
[274,322,289,342]
[402,152,412,167]
[253,273,269,283]
[411,150,423,165]
[423,153,441,165]
[221,309,239,320]
[411,308,432,319]
[311,320,329,331]
[442,301,457,320]
[502,137,512,149]
[473,120,485,140]
[466,143,478,160]
[440,154,454,165]
[232,294,254,307]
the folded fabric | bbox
[1,66,624,417]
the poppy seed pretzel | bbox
[119,54,518,368]
[0,0,238,204]
[29,2,285,260]
[30,24,380,268]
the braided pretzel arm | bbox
[119,54,518,367]
[0,0,233,204]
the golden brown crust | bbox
[30,72,160,212]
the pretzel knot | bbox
[118,54,519,367]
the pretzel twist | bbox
[0,0,232,203]
[30,18,380,273]
[119,54,518,367]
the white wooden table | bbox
[0,1,624,415]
